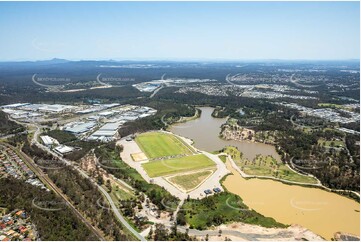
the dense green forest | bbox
[0,111,25,136]
[230,103,360,192]
[0,178,97,241]
[46,165,134,240]
[6,135,134,240]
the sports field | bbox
[135,132,193,159]
[142,154,215,177]
[168,169,214,191]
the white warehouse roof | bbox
[40,135,59,146]
[54,145,74,154]
[65,122,96,134]
[1,103,30,109]
[99,122,119,131]
[91,130,117,137]
[38,104,74,113]
[99,111,114,117]
[103,103,120,108]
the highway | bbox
[161,73,166,80]
[149,84,164,98]
[225,73,241,86]
[289,73,321,88]
[225,73,234,85]
[150,73,167,98]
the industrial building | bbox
[1,103,30,109]
[87,115,100,121]
[75,103,120,115]
[53,145,74,155]
[98,111,116,117]
[64,122,97,134]
[40,135,59,147]
[1,103,156,130]
[87,122,120,142]
[37,104,75,113]
[99,122,120,131]
[76,107,101,114]
[102,103,120,108]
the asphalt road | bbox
[11,120,146,241]
[2,143,105,241]
[33,128,146,240]
[149,84,164,98]
[97,185,146,241]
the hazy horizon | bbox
[1,57,360,63]
[0,1,360,61]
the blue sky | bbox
[0,1,359,61]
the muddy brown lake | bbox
[170,107,281,160]
[170,107,360,240]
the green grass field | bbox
[169,169,214,191]
[135,132,193,159]
[179,192,286,230]
[223,146,243,162]
[218,155,227,163]
[142,154,215,177]
[318,103,343,108]
[237,155,318,184]
[317,103,355,112]
[318,138,345,148]
[95,146,179,210]
[224,146,318,184]
[110,185,135,201]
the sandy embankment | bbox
[204,222,324,241]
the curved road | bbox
[9,119,145,241]
[97,185,146,241]
[289,73,321,88]
[32,126,146,241]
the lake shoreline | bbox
[169,106,360,240]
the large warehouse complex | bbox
[64,122,97,134]
[1,102,157,156]
[88,122,120,142]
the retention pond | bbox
[169,107,360,239]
